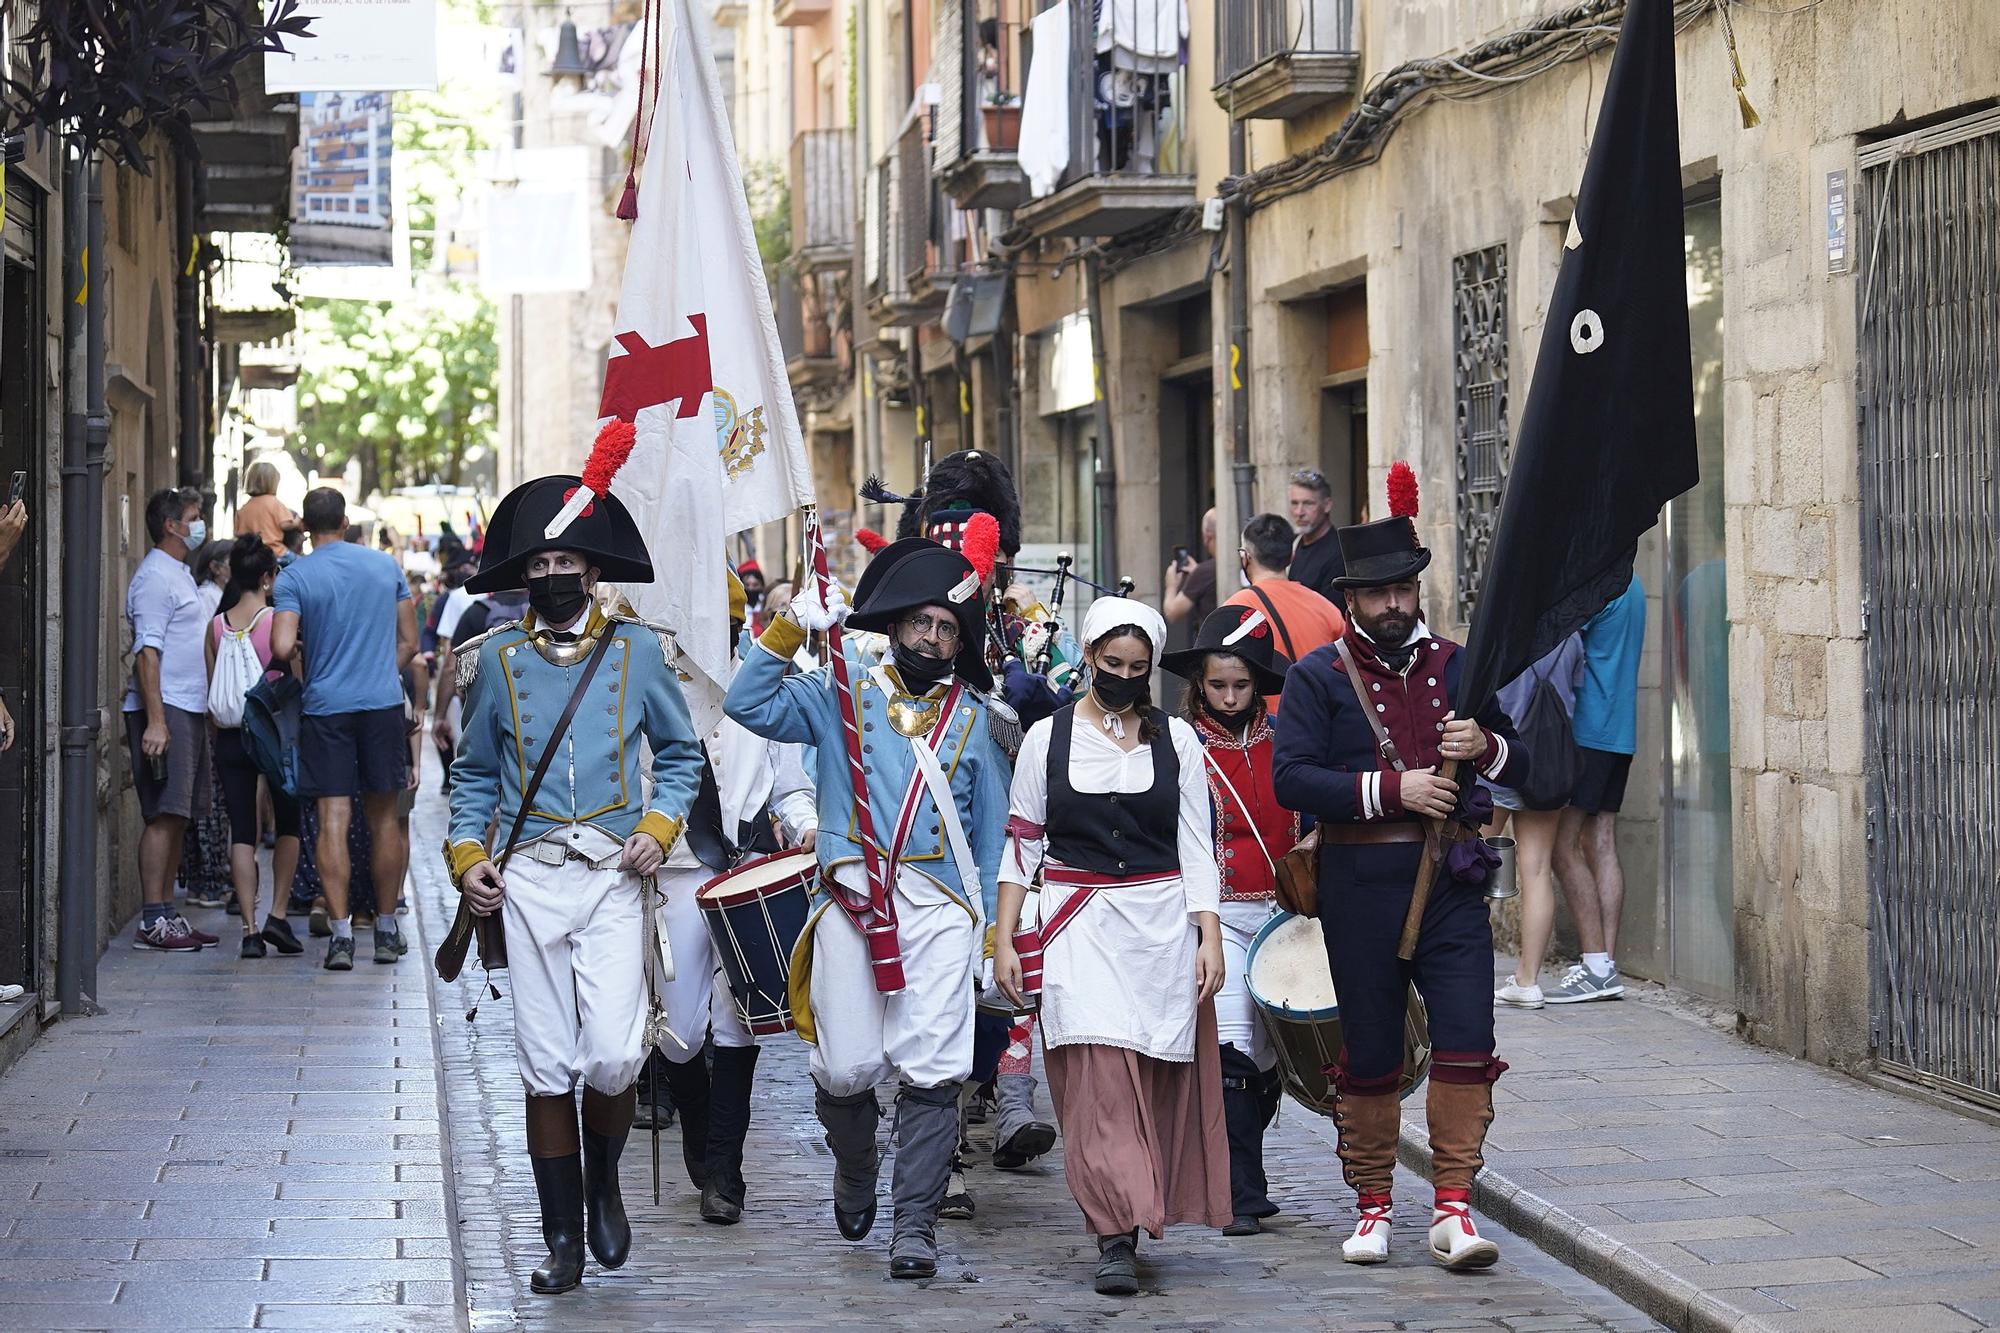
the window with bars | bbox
[1452,243,1509,622]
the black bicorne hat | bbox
[1333,460,1431,590]
[848,537,992,691]
[464,474,654,593]
[1160,604,1291,696]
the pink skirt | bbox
[1044,1000,1231,1238]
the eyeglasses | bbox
[1290,468,1331,493]
[901,613,961,644]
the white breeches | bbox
[654,865,756,1060]
[807,867,980,1097]
[502,854,648,1097]
[1217,898,1277,1071]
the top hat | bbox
[1160,604,1291,696]
[464,474,653,593]
[1333,460,1431,590]
[847,537,992,691]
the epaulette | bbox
[984,692,1024,763]
[454,620,522,694]
[606,612,682,674]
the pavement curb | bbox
[1396,1123,1761,1333]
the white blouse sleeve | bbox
[1001,717,1053,887]
[1169,719,1221,918]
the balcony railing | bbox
[1213,0,1359,121]
[933,1,1031,209]
[868,119,955,326]
[775,267,837,387]
[1012,0,1197,239]
[790,127,855,273]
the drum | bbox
[698,850,816,1036]
[1244,911,1432,1115]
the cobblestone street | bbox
[411,783,1658,1332]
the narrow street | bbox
[0,766,1659,1331]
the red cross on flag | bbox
[574,0,814,722]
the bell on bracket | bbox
[547,17,593,82]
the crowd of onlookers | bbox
[1161,466,1646,1011]
[121,464,447,970]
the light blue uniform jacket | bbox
[724,634,1008,920]
[448,613,704,858]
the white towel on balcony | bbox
[1019,1,1072,198]
[1096,0,1187,63]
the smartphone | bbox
[7,471,24,506]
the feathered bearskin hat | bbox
[1334,460,1431,589]
[855,449,1022,564]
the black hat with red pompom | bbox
[1334,460,1432,590]
[466,420,652,592]
[847,513,1001,690]
[1160,604,1291,696]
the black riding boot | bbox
[580,1085,635,1270]
[700,1045,760,1224]
[1220,1044,1278,1235]
[526,1094,586,1294]
[659,1049,713,1191]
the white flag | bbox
[601,0,815,725]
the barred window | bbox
[1452,244,1510,622]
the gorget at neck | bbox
[879,663,955,738]
[523,605,607,666]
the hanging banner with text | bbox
[265,0,439,93]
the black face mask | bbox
[893,639,955,687]
[526,573,592,627]
[1202,700,1257,734]
[1091,669,1151,714]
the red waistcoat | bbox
[1196,714,1300,902]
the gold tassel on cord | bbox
[1716,0,1762,128]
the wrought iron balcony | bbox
[790,127,855,275]
[932,1,1030,211]
[866,120,955,329]
[1011,0,1197,240]
[774,268,840,391]
[1213,0,1359,121]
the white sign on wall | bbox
[266,0,440,93]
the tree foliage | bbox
[293,56,501,498]
[295,288,497,497]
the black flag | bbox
[1458,0,1699,718]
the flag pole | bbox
[803,506,905,993]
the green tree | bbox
[295,287,497,495]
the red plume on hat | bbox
[854,528,889,554]
[545,419,638,539]
[1387,460,1419,520]
[961,512,1000,585]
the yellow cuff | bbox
[446,839,489,887]
[983,923,997,961]
[757,615,808,661]
[635,812,684,857]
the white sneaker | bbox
[1429,1200,1499,1270]
[1341,1196,1392,1264]
[1494,979,1545,1009]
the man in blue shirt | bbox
[271,488,418,972]
[1548,572,1646,1004]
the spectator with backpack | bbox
[206,535,305,958]
[1488,633,1585,1009]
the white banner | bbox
[478,148,594,295]
[604,0,815,726]
[266,0,439,93]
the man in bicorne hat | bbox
[1270,463,1528,1271]
[725,534,1011,1281]
[445,474,704,1295]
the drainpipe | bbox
[1226,120,1255,540]
[57,143,107,1016]
[1085,251,1117,588]
[175,151,205,499]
